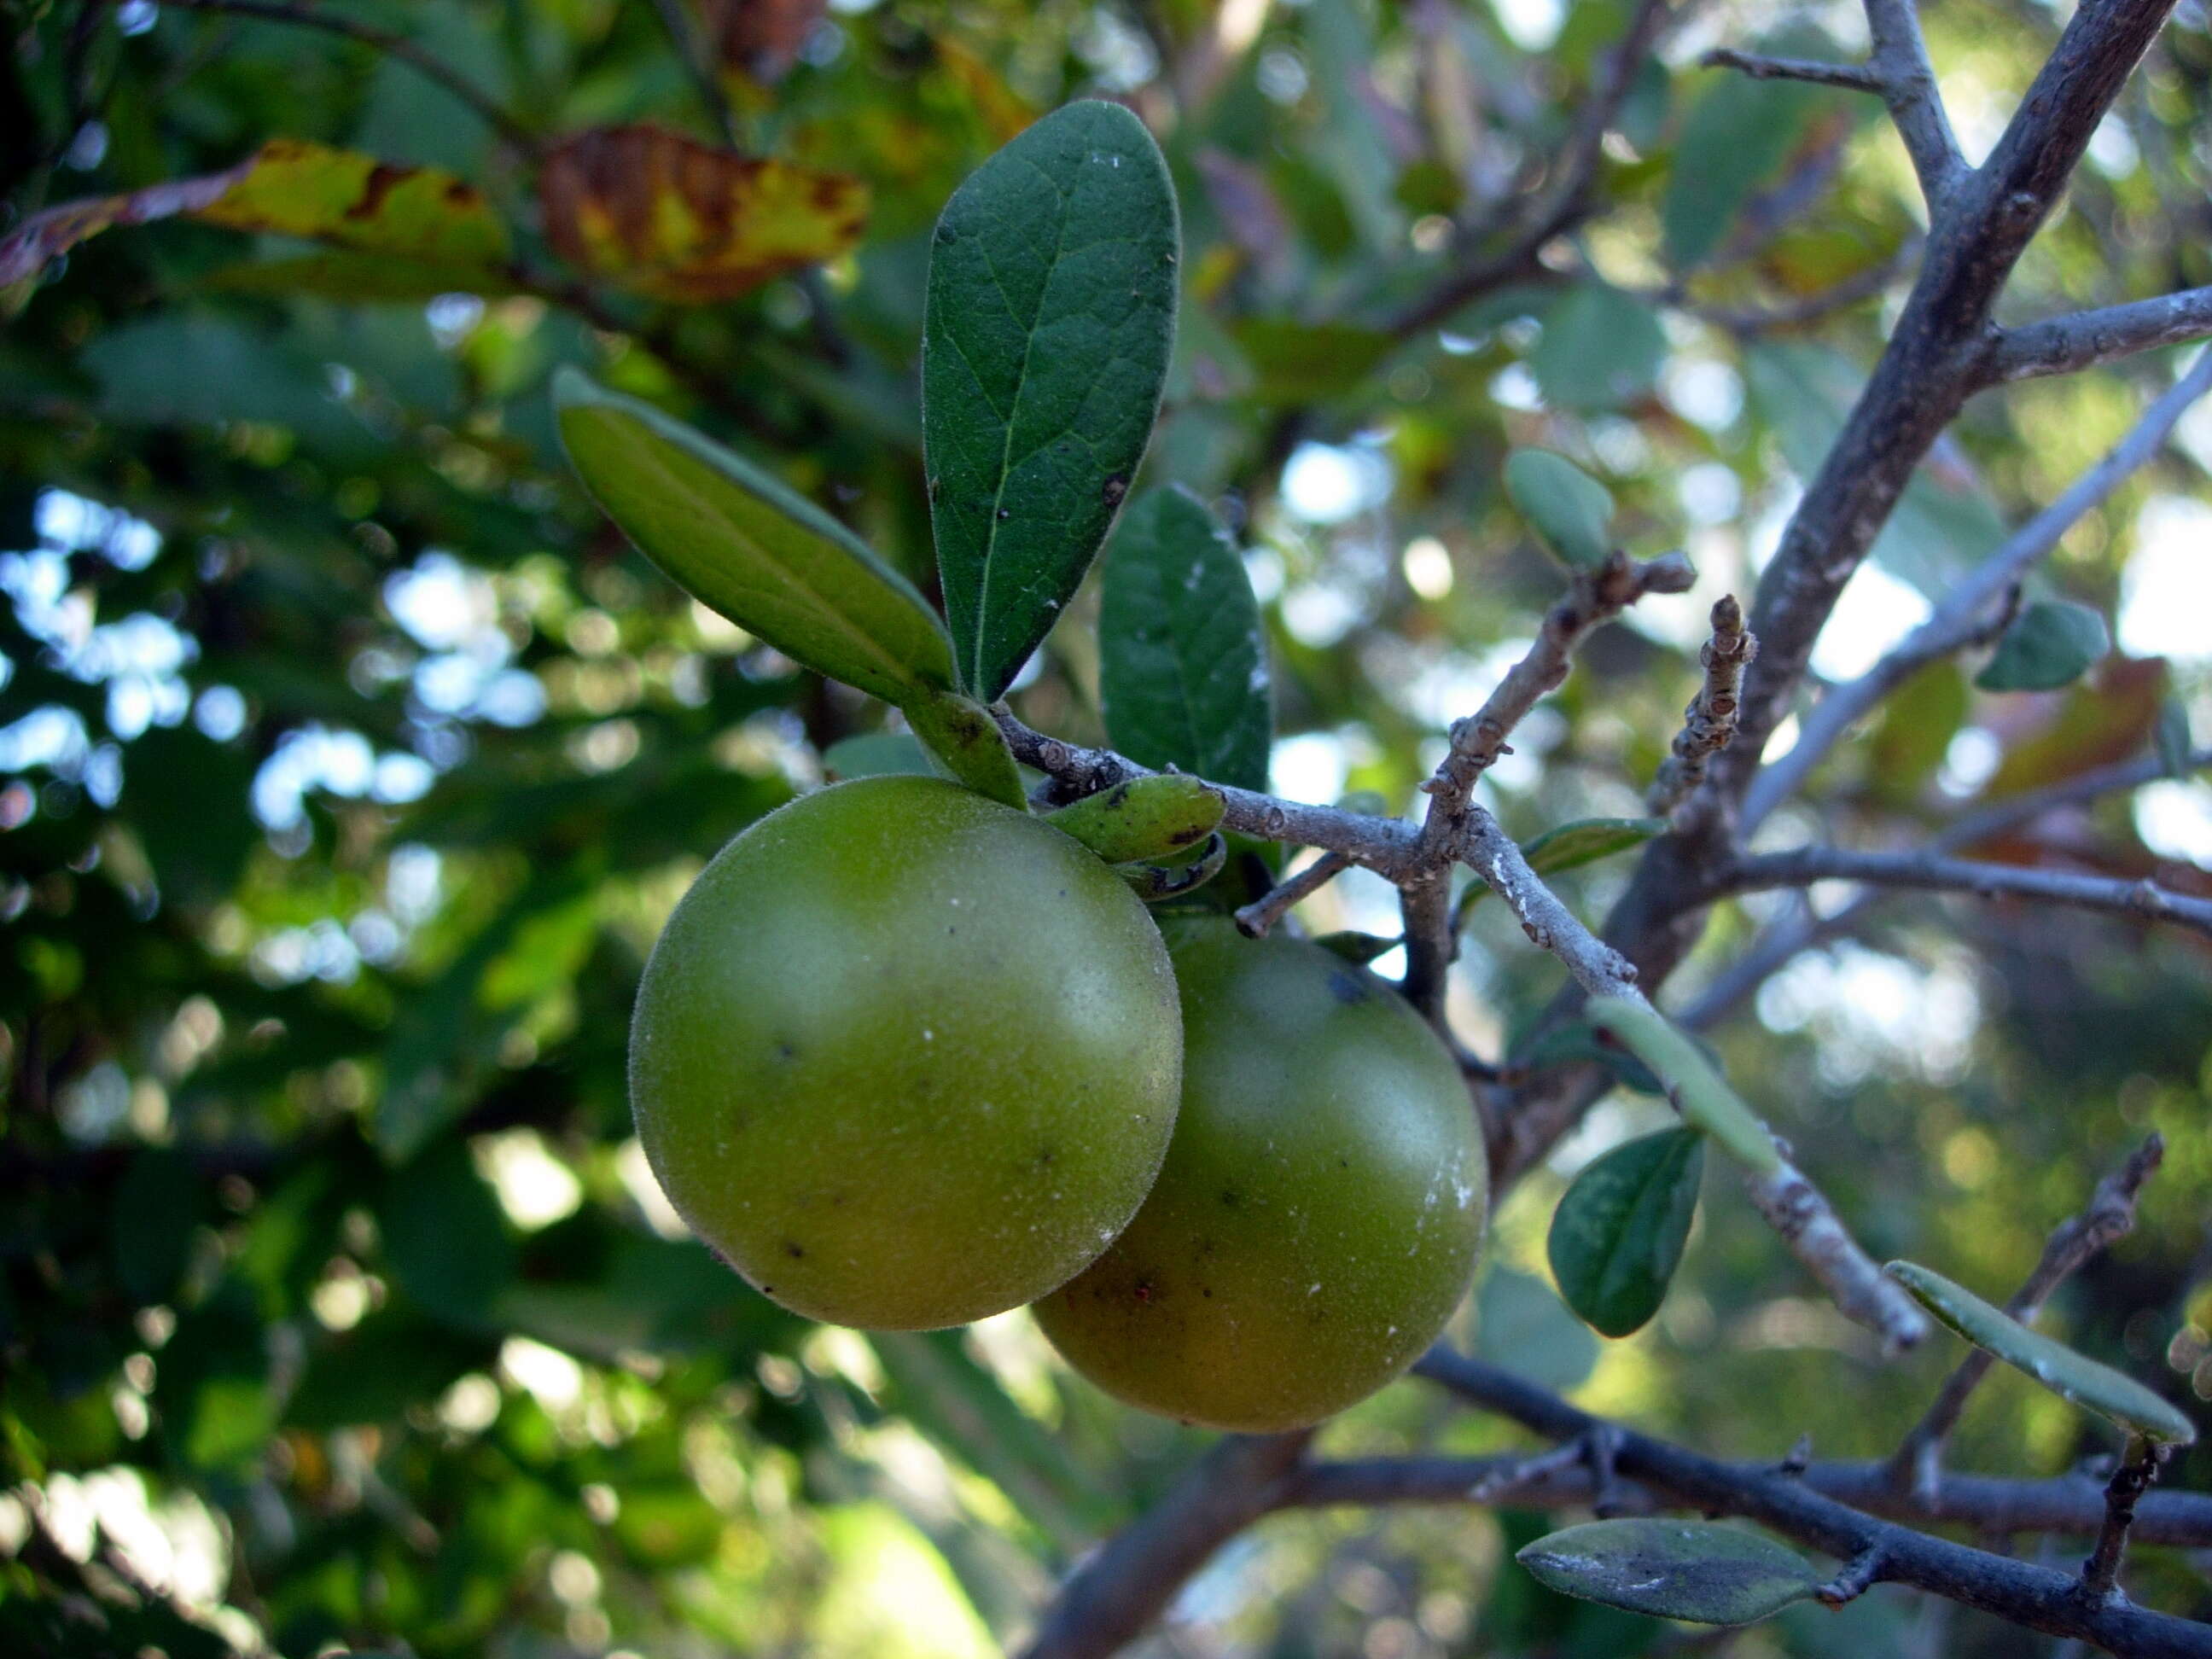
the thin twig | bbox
[1701,48,1883,93]
[2080,1437,2166,1603]
[1234,851,1352,938]
[1860,0,1969,205]
[1818,1545,1889,1607]
[1984,284,2212,385]
[1724,847,2212,940]
[647,0,745,149]
[1891,1137,2165,1499]
[163,0,541,154]
[1743,1148,1932,1354]
[1387,0,1672,340]
[1743,348,2212,834]
[1649,595,1756,818]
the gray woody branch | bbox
[1723,846,2212,940]
[1742,347,2212,835]
[1983,284,2212,385]
[1648,596,1756,818]
[1020,1348,2212,1659]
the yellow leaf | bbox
[539,125,868,304]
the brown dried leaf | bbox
[696,0,826,84]
[538,125,867,304]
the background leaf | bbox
[1975,600,2110,692]
[1098,486,1272,792]
[1517,1520,1820,1625]
[1548,1127,1705,1337]
[554,369,954,704]
[1503,450,1616,569]
[1532,286,1667,412]
[539,125,867,302]
[923,99,1179,700]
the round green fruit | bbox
[1033,917,1487,1430]
[629,774,1183,1330]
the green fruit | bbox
[629,774,1183,1330]
[1033,918,1487,1430]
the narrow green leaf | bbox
[1503,450,1616,570]
[1044,775,1225,864]
[1531,285,1668,413]
[1100,486,1273,792]
[1586,996,1778,1173]
[1459,815,1665,919]
[923,99,1180,701]
[1548,1127,1706,1338]
[1518,1519,1820,1626]
[1975,601,2110,692]
[2156,698,2195,779]
[905,689,1029,810]
[553,369,954,704]
[1883,1261,2198,1447]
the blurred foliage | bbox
[2,0,2210,1655]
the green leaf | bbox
[904,688,1030,809]
[1531,286,1667,413]
[1585,997,1778,1173]
[553,369,955,705]
[1227,318,1394,402]
[1518,1520,1820,1626]
[1044,775,1225,864]
[1548,1127,1705,1337]
[1883,1261,2198,1446]
[376,1140,516,1327]
[923,99,1180,700]
[1663,49,1847,270]
[111,1150,206,1305]
[1460,815,1664,918]
[1313,930,1400,964]
[1504,450,1617,570]
[1099,486,1273,792]
[1476,1265,1600,1393]
[2156,697,2196,779]
[1116,831,1229,901]
[207,252,527,301]
[822,731,938,781]
[1975,601,2110,693]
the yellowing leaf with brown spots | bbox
[538,125,867,304]
[0,140,510,295]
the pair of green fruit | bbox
[630,773,1487,1431]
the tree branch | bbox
[1387,0,1672,340]
[1016,1430,1313,1659]
[1743,1150,1932,1354]
[1890,1136,2164,1499]
[1861,0,1970,205]
[1649,596,1756,818]
[1701,49,1883,93]
[1983,285,2212,385]
[1743,348,2212,834]
[1234,851,1353,938]
[1723,846,2212,940]
[2081,1436,2168,1603]
[1414,1347,2212,1657]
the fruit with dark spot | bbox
[1033,916,1486,1429]
[630,775,1183,1330]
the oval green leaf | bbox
[1517,1519,1820,1626]
[553,369,954,705]
[923,99,1180,701]
[1504,449,1616,570]
[1044,774,1225,864]
[1548,1126,1705,1338]
[1099,486,1273,793]
[1117,832,1228,901]
[1586,996,1778,1173]
[1883,1261,2197,1446]
[1530,286,1668,414]
[1975,600,2110,693]
[905,689,1029,810]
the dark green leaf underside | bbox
[1099,485,1272,792]
[1549,1126,1704,1337]
[1519,1518,1820,1625]
[923,99,1180,701]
